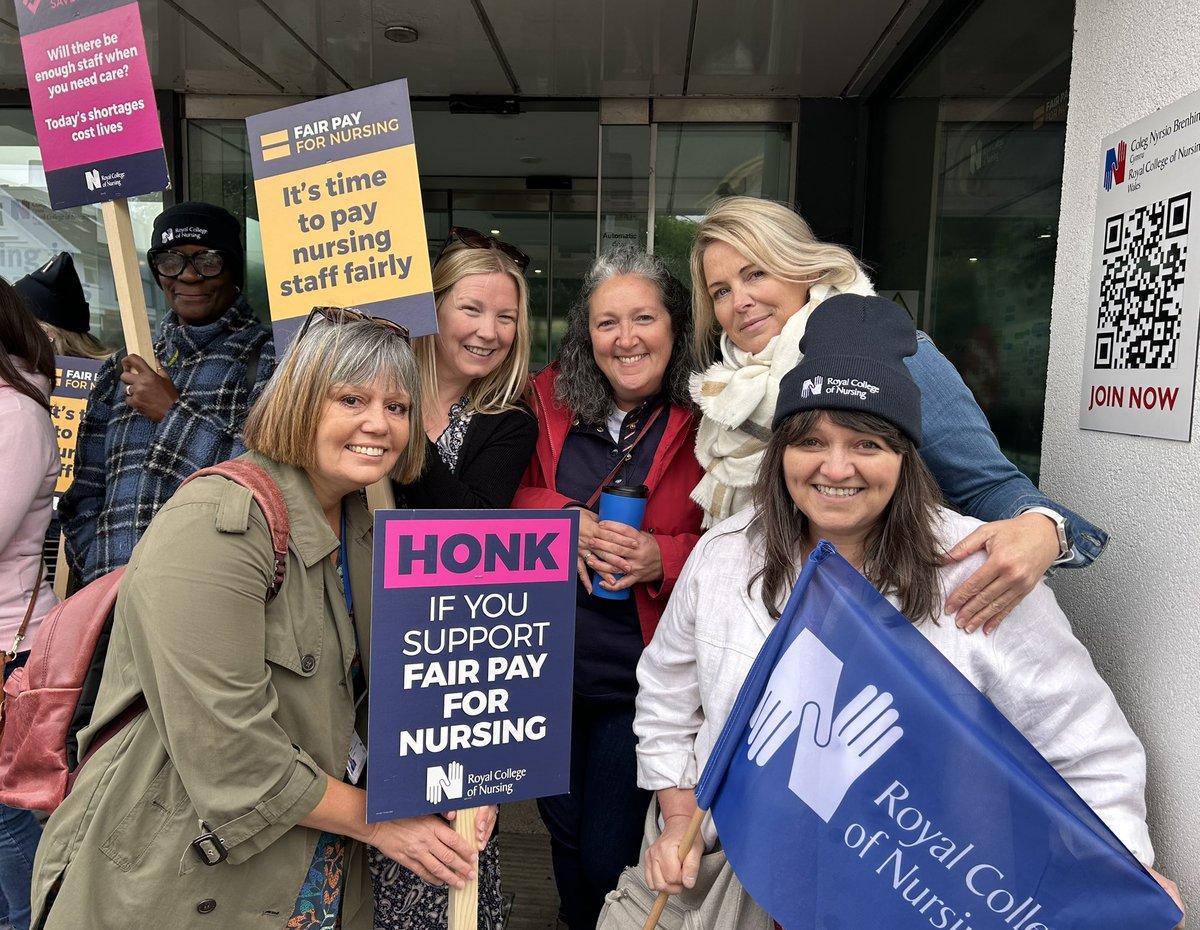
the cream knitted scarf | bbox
[689,275,877,527]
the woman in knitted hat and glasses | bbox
[59,202,275,588]
[632,295,1183,928]
[688,196,1107,635]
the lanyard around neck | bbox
[339,508,353,618]
[585,404,665,509]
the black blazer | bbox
[394,404,538,510]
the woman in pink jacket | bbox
[0,278,59,930]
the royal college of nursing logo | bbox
[426,761,465,805]
[801,376,824,399]
[1103,140,1127,191]
[747,629,903,822]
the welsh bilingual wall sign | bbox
[368,510,578,821]
[15,0,168,209]
[1081,88,1200,440]
[247,79,437,351]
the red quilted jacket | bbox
[513,366,705,644]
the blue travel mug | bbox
[591,484,648,600]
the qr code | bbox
[1095,192,1190,369]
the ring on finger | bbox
[125,384,132,396]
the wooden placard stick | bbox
[365,480,395,512]
[449,807,481,930]
[101,199,157,365]
[364,480,484,926]
[641,806,707,930]
[52,536,70,600]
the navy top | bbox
[558,395,668,703]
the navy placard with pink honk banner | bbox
[368,509,578,821]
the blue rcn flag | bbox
[694,541,1181,930]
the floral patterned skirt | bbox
[368,835,503,930]
[288,831,346,930]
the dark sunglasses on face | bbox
[436,226,530,271]
[296,305,412,344]
[148,248,227,279]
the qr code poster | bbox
[1081,90,1200,441]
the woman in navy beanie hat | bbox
[632,295,1185,928]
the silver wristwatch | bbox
[1023,506,1072,566]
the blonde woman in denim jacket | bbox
[688,196,1107,636]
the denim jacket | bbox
[910,332,1107,568]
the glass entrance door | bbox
[421,185,597,370]
[186,101,796,370]
[186,105,605,367]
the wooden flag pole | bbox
[449,807,480,930]
[641,806,707,930]
[101,199,157,364]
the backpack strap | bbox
[181,460,290,601]
[66,695,147,797]
[66,461,291,796]
[242,342,263,395]
[6,559,43,660]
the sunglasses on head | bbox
[148,248,226,279]
[296,306,411,344]
[436,226,530,271]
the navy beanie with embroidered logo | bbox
[148,201,245,287]
[772,294,922,445]
[14,251,90,334]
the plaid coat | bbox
[60,297,275,585]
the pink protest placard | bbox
[15,0,168,209]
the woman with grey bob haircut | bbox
[554,246,697,424]
[513,246,706,929]
[245,309,426,482]
[31,308,495,930]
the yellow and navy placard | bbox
[51,355,103,497]
[247,79,435,350]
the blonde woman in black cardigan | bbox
[382,228,537,930]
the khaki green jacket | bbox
[32,453,376,929]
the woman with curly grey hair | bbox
[513,245,705,929]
